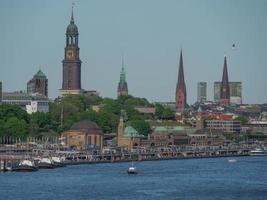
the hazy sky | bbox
[1,0,267,104]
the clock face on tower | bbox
[66,49,74,59]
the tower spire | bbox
[175,48,187,111]
[117,56,128,98]
[178,49,185,86]
[71,3,75,23]
[222,56,229,84]
[220,56,230,106]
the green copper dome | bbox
[124,126,144,137]
[66,8,78,35]
[34,70,46,78]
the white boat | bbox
[249,148,267,156]
[51,156,65,167]
[12,160,38,172]
[127,161,138,175]
[37,158,56,169]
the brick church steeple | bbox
[175,49,187,111]
[60,6,82,96]
[220,56,230,106]
[117,56,128,98]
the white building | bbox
[26,100,49,114]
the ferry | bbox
[249,148,267,156]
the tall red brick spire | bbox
[220,56,230,106]
[176,49,187,111]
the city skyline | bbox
[1,0,267,104]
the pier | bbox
[0,142,256,172]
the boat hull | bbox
[12,166,38,172]
[37,163,57,169]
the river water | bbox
[0,156,266,200]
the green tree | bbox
[235,116,248,125]
[4,117,28,137]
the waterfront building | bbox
[62,120,103,150]
[214,81,242,104]
[246,120,267,134]
[60,7,82,96]
[27,70,48,97]
[117,57,128,98]
[117,115,145,149]
[175,49,187,111]
[148,126,194,147]
[197,82,207,102]
[219,56,230,106]
[204,119,241,134]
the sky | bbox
[0,0,267,104]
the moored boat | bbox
[37,158,57,169]
[249,148,267,156]
[51,157,66,167]
[12,160,38,172]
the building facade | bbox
[26,100,49,114]
[60,7,82,96]
[197,82,207,102]
[204,120,241,134]
[214,81,242,104]
[62,120,103,150]
[117,57,128,97]
[175,49,187,111]
[117,116,145,149]
[27,70,48,97]
[2,92,49,114]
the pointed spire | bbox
[177,49,185,87]
[222,56,229,84]
[120,55,126,84]
[70,3,75,24]
[176,48,187,110]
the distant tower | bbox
[220,56,230,106]
[117,56,128,98]
[27,70,48,97]
[197,82,207,102]
[60,5,82,96]
[117,114,125,146]
[175,49,187,111]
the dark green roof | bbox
[34,70,46,78]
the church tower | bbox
[175,49,187,111]
[220,56,230,106]
[117,56,128,98]
[60,6,82,96]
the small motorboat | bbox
[127,161,138,174]
[51,157,66,167]
[12,160,38,172]
[37,158,57,169]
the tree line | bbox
[0,95,175,138]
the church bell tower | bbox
[60,6,82,96]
